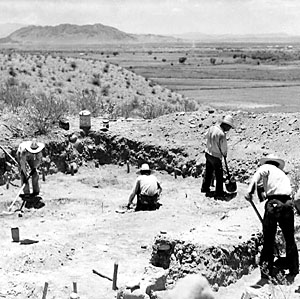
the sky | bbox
[1,0,300,35]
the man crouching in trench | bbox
[127,163,162,211]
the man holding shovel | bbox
[244,154,299,281]
[201,115,234,199]
[17,138,45,197]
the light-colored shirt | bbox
[17,141,43,173]
[247,164,292,196]
[205,124,227,159]
[131,174,161,196]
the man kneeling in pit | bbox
[127,163,162,211]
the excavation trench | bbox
[1,129,298,291]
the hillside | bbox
[0,23,179,45]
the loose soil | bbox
[2,109,300,298]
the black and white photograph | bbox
[1,1,300,298]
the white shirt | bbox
[247,164,292,196]
[132,174,160,196]
[205,124,228,159]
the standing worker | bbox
[201,115,234,199]
[127,163,162,211]
[244,154,299,281]
[17,138,45,197]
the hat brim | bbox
[26,143,45,154]
[260,157,285,170]
[221,120,234,128]
[136,169,154,175]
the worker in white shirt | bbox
[201,115,234,199]
[245,154,299,281]
[17,138,45,197]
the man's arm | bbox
[157,181,162,195]
[245,168,264,201]
[127,179,140,208]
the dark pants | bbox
[201,153,223,195]
[260,196,299,276]
[136,194,160,211]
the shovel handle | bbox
[0,145,19,167]
[249,199,264,224]
[8,183,26,212]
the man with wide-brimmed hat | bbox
[17,138,45,197]
[245,154,299,281]
[201,114,234,199]
[127,163,162,211]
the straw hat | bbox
[136,163,153,174]
[260,154,285,170]
[221,115,234,128]
[25,138,45,154]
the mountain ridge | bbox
[0,23,179,45]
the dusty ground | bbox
[2,109,300,298]
[1,158,300,299]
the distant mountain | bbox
[0,23,28,38]
[0,23,179,45]
[174,32,300,43]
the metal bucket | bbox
[102,119,109,129]
[79,110,91,131]
[225,176,237,193]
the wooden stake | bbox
[42,282,48,299]
[73,282,77,293]
[126,160,130,173]
[112,262,118,290]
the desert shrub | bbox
[103,63,110,73]
[179,57,187,64]
[8,67,17,77]
[24,92,68,135]
[210,58,216,65]
[72,89,104,116]
[70,61,77,70]
[0,80,28,112]
[101,84,110,97]
[91,77,101,86]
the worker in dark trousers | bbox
[127,163,162,211]
[201,115,234,199]
[17,138,45,197]
[245,154,299,281]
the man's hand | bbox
[29,168,37,176]
[244,193,253,201]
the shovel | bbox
[0,183,26,216]
[223,156,237,193]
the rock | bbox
[117,289,150,299]
[140,266,168,296]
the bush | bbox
[25,92,68,134]
[179,57,187,64]
[0,80,28,112]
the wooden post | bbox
[112,262,118,290]
[126,160,130,173]
[42,282,48,299]
[73,282,77,293]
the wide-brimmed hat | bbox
[136,163,153,174]
[260,154,285,170]
[221,115,234,128]
[25,139,45,154]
